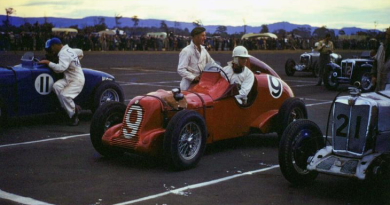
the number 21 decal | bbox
[336,114,362,139]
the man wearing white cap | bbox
[39,38,85,126]
[221,46,255,105]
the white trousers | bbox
[53,79,84,118]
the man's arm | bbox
[206,51,215,64]
[315,41,324,51]
[177,49,196,81]
[236,70,255,99]
[48,53,71,73]
[73,48,84,60]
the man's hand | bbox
[38,60,50,65]
[193,76,200,82]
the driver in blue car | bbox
[221,46,255,105]
[38,38,85,126]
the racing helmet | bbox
[232,46,251,58]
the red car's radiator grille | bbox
[111,137,138,149]
[116,104,144,149]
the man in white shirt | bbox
[221,46,255,105]
[39,38,85,126]
[177,27,214,90]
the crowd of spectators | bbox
[0,31,380,52]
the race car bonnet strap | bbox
[139,95,172,128]
[183,90,206,120]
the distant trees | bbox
[338,30,345,35]
[160,20,169,33]
[132,15,139,28]
[174,21,180,34]
[273,29,287,38]
[131,15,140,34]
[291,27,311,38]
[260,24,269,33]
[94,17,107,31]
[3,8,16,29]
[312,26,335,38]
[243,18,247,34]
[215,25,228,37]
[115,13,122,28]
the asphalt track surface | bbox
[1,50,389,205]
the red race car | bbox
[90,56,307,170]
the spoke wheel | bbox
[178,122,202,161]
[164,110,207,170]
[100,89,120,105]
[360,72,373,92]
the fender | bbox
[351,63,373,81]
[250,110,278,133]
[326,62,341,79]
[327,62,341,71]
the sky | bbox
[1,0,390,30]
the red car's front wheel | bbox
[164,110,207,170]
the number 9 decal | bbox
[123,105,143,139]
[267,75,283,98]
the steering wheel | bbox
[219,68,231,85]
[203,65,231,84]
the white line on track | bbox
[113,165,279,205]
[113,73,158,76]
[0,133,90,149]
[117,80,180,84]
[120,83,177,88]
[284,79,318,83]
[111,67,177,74]
[290,84,317,87]
[300,97,332,102]
[306,101,333,107]
[0,189,53,205]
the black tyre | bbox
[312,61,320,77]
[359,71,374,92]
[285,58,296,76]
[323,68,339,90]
[277,98,308,139]
[164,110,207,170]
[90,101,126,157]
[92,81,124,113]
[279,119,325,185]
[366,154,390,184]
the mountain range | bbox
[0,15,378,36]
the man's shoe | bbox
[68,116,79,126]
[75,105,81,114]
[68,112,79,126]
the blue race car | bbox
[0,52,124,126]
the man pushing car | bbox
[39,38,85,126]
[177,27,214,90]
[221,46,255,105]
